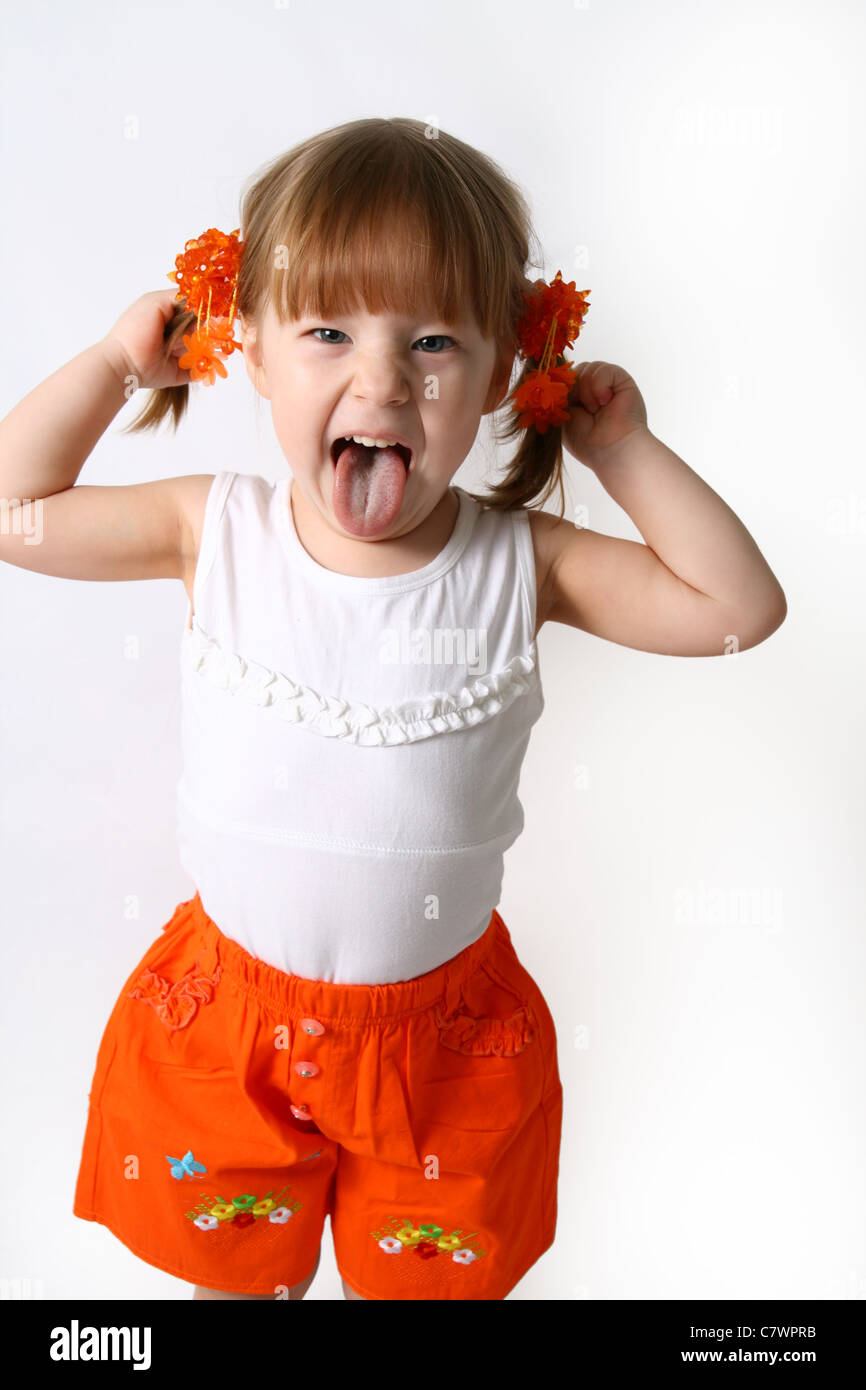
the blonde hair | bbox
[123,117,571,518]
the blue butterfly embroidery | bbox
[165,1149,207,1180]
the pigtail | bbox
[463,355,570,521]
[119,304,199,436]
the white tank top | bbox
[176,471,544,984]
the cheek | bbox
[269,361,319,419]
[432,378,485,440]
[268,392,302,456]
[426,368,476,422]
[268,387,289,432]
[269,390,327,465]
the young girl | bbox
[0,117,786,1302]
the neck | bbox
[289,481,460,579]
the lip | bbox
[330,433,415,472]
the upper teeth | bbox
[346,435,402,449]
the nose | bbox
[349,350,412,409]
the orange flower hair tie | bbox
[511,271,591,434]
[168,227,245,385]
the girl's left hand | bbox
[563,362,649,467]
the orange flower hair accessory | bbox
[512,271,591,434]
[168,227,244,386]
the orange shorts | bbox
[73,893,563,1300]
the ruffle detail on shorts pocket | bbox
[126,959,222,1032]
[433,1001,538,1058]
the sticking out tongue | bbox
[332,441,408,536]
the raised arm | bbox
[0,291,200,583]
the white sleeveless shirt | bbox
[175,472,544,984]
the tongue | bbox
[332,442,408,536]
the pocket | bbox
[408,950,546,1170]
[433,957,539,1058]
[126,954,222,1034]
[123,898,227,1068]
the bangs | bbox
[252,141,517,346]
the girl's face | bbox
[240,299,513,545]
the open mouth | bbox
[330,438,413,472]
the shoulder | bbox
[178,471,281,573]
[523,506,572,633]
[471,499,571,634]
[176,474,221,568]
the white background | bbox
[1,0,864,1302]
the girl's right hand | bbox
[102,289,197,391]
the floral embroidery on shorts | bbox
[370,1217,488,1265]
[185,1186,302,1232]
[126,955,222,1031]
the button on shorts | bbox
[73,893,563,1300]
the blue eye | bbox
[311,328,349,344]
[309,329,455,352]
[415,335,455,353]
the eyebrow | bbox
[294,311,467,329]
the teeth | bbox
[333,434,413,471]
[346,434,402,449]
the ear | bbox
[482,344,516,415]
[237,313,270,400]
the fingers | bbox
[152,287,184,318]
[573,361,613,412]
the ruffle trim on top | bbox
[183,617,540,747]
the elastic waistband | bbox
[168,893,508,1026]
